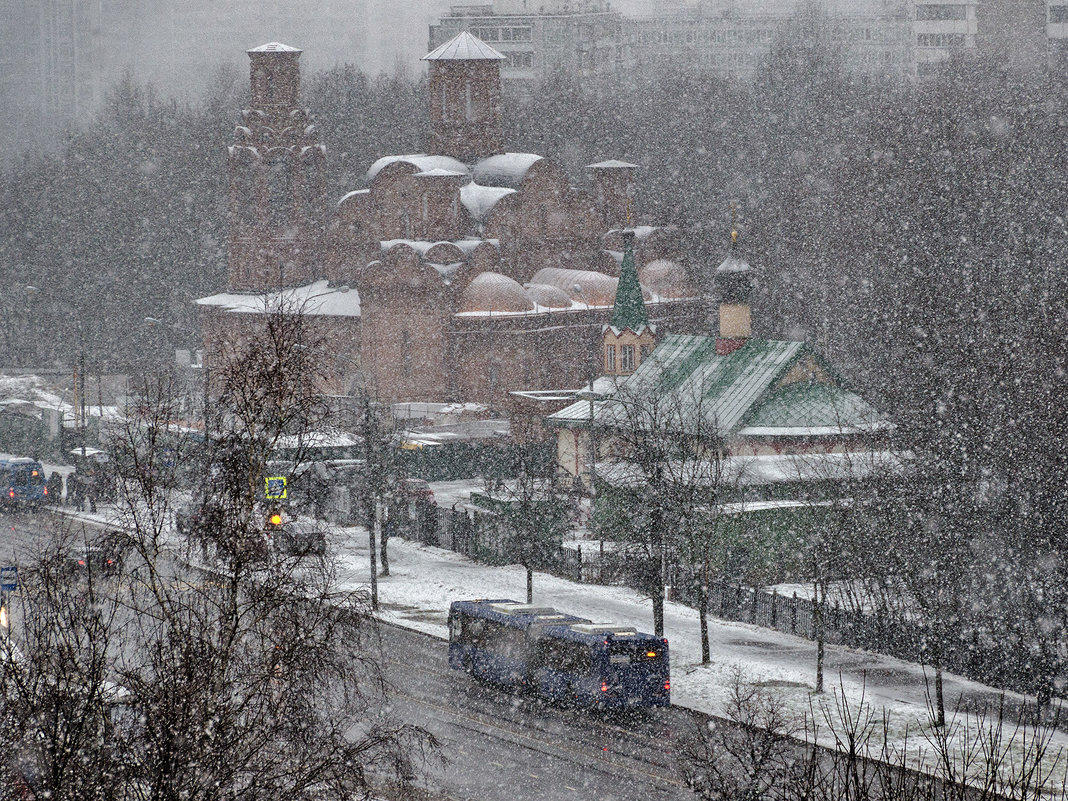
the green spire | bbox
[610,230,648,330]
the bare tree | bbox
[0,304,438,800]
[678,668,801,801]
[598,381,740,650]
[481,447,571,604]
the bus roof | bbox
[541,622,664,646]
[449,599,590,628]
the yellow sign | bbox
[265,476,287,500]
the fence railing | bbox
[391,503,1056,699]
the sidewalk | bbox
[329,524,1068,776]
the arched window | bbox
[230,147,259,225]
[266,153,292,226]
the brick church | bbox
[196,33,710,407]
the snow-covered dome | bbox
[460,183,516,222]
[458,272,536,314]
[424,242,466,263]
[473,153,543,189]
[530,267,619,308]
[639,259,696,300]
[524,283,573,309]
[366,154,470,184]
[716,253,752,274]
[715,251,756,303]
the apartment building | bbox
[625,0,913,79]
[433,0,1053,84]
[0,0,443,159]
[428,1,624,84]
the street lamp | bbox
[25,285,87,458]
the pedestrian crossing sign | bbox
[265,476,287,500]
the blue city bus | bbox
[448,599,671,710]
[0,458,47,509]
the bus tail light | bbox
[600,681,608,693]
[664,679,671,691]
[7,489,13,498]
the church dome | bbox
[525,283,573,309]
[715,252,756,303]
[458,272,536,313]
[529,268,620,307]
[640,259,696,300]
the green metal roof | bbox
[546,334,887,437]
[609,232,648,331]
[739,381,883,432]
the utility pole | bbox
[361,392,378,610]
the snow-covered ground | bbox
[326,482,1068,786]
[52,487,1068,788]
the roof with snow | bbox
[717,252,753,274]
[473,153,543,188]
[460,183,516,221]
[247,42,301,54]
[546,334,887,437]
[366,154,470,183]
[423,31,507,61]
[596,450,907,490]
[587,159,638,169]
[195,280,360,317]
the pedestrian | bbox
[87,474,98,513]
[47,471,63,505]
[70,474,83,511]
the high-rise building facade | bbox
[0,0,446,160]
[432,0,1053,84]
[428,1,623,85]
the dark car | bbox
[273,519,327,558]
[67,538,126,577]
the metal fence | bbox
[391,503,1055,699]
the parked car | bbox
[399,478,436,505]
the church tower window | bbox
[604,344,616,372]
[620,345,635,372]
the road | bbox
[381,622,696,801]
[2,509,698,800]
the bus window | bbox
[482,622,526,662]
[608,642,664,664]
[459,616,485,646]
[545,638,592,675]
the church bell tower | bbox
[422,31,506,162]
[227,42,326,291]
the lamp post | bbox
[26,285,87,458]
